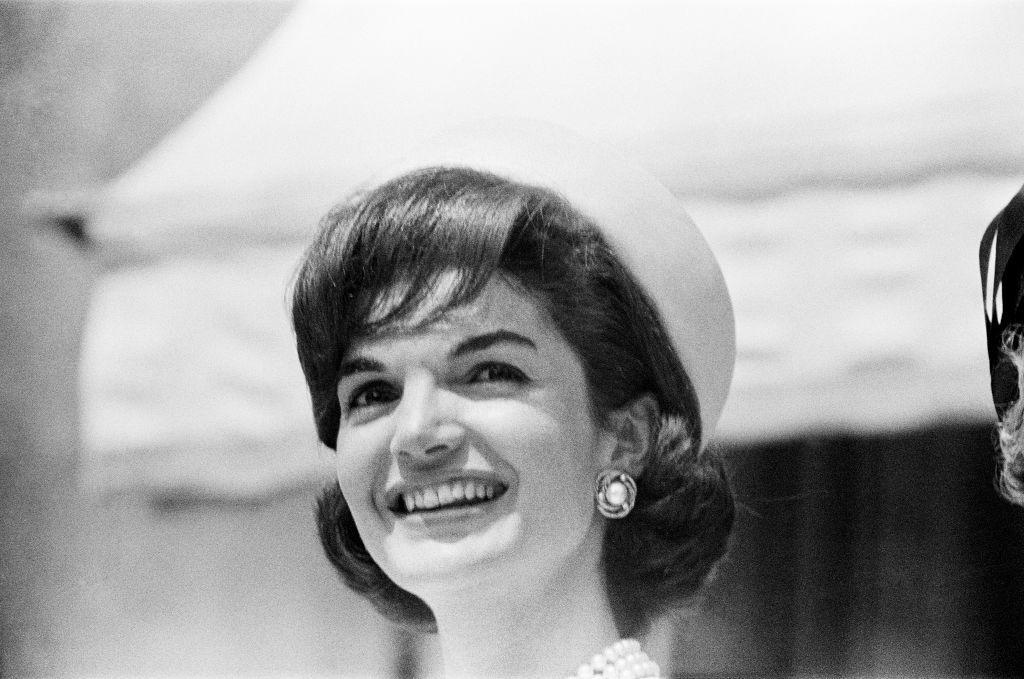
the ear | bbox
[600,393,659,475]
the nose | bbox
[389,374,465,462]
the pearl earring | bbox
[595,469,637,519]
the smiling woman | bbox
[290,125,737,678]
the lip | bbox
[382,471,511,518]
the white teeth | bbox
[397,481,502,513]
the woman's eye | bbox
[469,362,528,384]
[347,381,400,410]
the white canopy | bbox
[90,0,1024,256]
[81,1,1024,494]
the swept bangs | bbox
[339,168,525,334]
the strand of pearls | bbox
[567,638,661,679]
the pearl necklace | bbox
[566,638,661,679]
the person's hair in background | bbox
[979,183,1024,507]
[993,331,1024,505]
[293,167,735,637]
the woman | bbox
[291,123,737,678]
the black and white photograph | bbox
[3,1,1024,677]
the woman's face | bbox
[334,275,617,596]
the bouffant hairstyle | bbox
[995,331,1024,506]
[291,167,735,637]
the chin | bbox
[379,513,526,592]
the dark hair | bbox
[292,167,735,636]
[995,329,1024,506]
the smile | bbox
[388,478,509,515]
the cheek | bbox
[333,425,389,524]
[480,400,600,521]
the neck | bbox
[423,526,620,678]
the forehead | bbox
[349,275,556,355]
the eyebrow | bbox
[338,329,537,378]
[338,356,387,379]
[450,330,537,358]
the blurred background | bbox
[3,1,1024,676]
